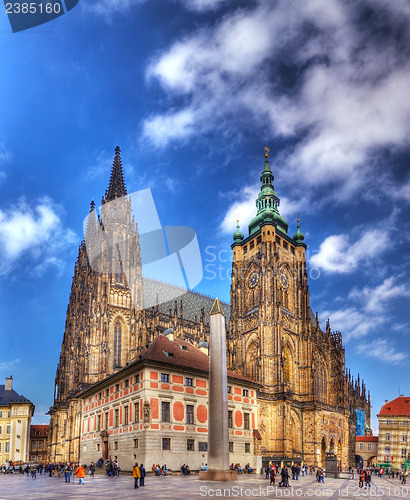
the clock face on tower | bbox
[279,272,289,289]
[248,271,259,289]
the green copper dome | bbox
[248,148,288,236]
[293,218,305,245]
[233,220,244,243]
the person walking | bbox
[359,469,365,488]
[133,462,141,489]
[280,467,289,487]
[64,463,72,483]
[140,464,146,486]
[270,465,276,485]
[75,464,86,485]
[89,462,95,477]
[365,469,371,488]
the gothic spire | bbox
[104,146,127,203]
[85,200,97,242]
[248,147,288,236]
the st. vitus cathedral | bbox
[48,147,370,466]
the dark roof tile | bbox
[139,334,260,386]
[0,385,32,405]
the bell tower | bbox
[229,147,310,396]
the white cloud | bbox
[143,0,410,204]
[320,307,378,342]
[84,0,228,17]
[349,277,410,313]
[320,276,409,363]
[0,198,76,276]
[0,143,11,163]
[180,0,230,12]
[357,339,408,365]
[142,109,196,148]
[220,183,304,235]
[310,228,389,273]
[82,0,145,17]
[0,142,11,182]
[220,185,258,235]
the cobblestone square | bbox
[0,473,409,500]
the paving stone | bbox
[0,472,409,500]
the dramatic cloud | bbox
[321,277,409,362]
[320,306,378,342]
[349,277,410,313]
[310,229,389,273]
[144,0,410,204]
[357,339,408,365]
[0,198,76,276]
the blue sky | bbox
[1,0,410,432]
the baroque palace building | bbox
[48,147,370,468]
[0,376,34,464]
[377,396,410,470]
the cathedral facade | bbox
[228,148,369,467]
[48,147,369,467]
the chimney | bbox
[5,376,13,391]
[385,400,389,404]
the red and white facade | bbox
[79,334,261,472]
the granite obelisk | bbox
[199,298,237,481]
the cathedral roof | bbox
[138,334,261,386]
[378,396,410,417]
[0,385,32,406]
[79,334,261,399]
[143,278,231,324]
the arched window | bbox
[246,343,260,382]
[283,290,289,309]
[113,320,122,369]
[283,345,292,383]
[314,352,328,403]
